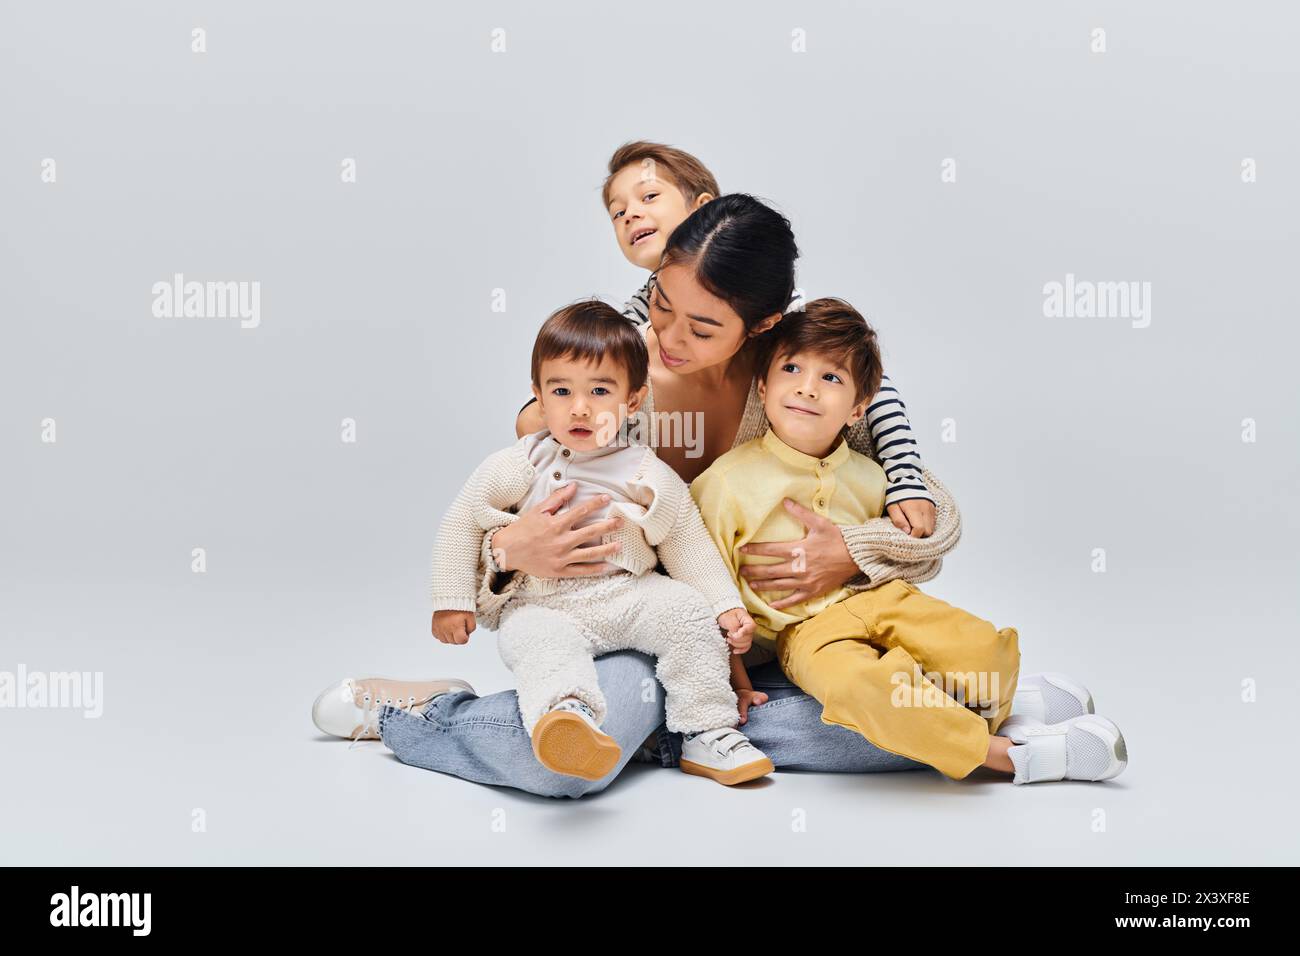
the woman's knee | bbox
[592,648,659,694]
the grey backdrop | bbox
[2,1,1297,865]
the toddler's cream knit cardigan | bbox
[428,437,746,631]
[430,368,961,632]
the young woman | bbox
[314,195,975,798]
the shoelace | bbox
[348,689,423,750]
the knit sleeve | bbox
[650,464,745,619]
[867,373,934,508]
[427,445,529,621]
[428,475,488,614]
[473,523,524,631]
[838,415,962,588]
[688,466,745,595]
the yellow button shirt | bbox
[689,428,888,645]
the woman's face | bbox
[646,262,755,375]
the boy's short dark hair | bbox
[602,141,721,209]
[757,298,883,406]
[531,300,649,393]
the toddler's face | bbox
[531,353,647,452]
[758,349,869,456]
[605,164,710,270]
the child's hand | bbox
[736,688,769,726]
[432,610,476,645]
[887,499,936,538]
[717,608,755,653]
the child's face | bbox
[757,348,869,456]
[605,164,712,270]
[531,353,648,452]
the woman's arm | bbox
[515,397,545,438]
[837,467,961,590]
[837,408,960,587]
[735,411,961,606]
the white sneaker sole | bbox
[311,677,476,739]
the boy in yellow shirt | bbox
[690,298,1129,784]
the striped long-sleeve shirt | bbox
[622,275,933,509]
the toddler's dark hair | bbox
[531,300,649,393]
[757,297,883,405]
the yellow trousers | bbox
[776,579,1020,779]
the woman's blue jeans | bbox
[377,651,926,798]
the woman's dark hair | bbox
[658,193,799,331]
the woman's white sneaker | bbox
[1010,672,1095,724]
[680,727,774,786]
[1001,714,1128,784]
[311,677,475,743]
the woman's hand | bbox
[737,499,860,609]
[514,400,546,439]
[489,482,625,578]
[886,499,936,538]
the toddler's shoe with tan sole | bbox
[680,727,774,786]
[531,700,622,781]
[312,676,475,743]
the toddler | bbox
[428,300,774,786]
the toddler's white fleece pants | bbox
[495,570,739,736]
